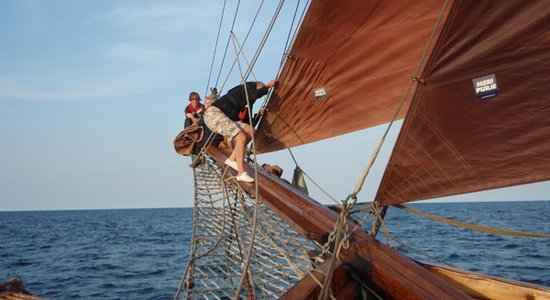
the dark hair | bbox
[189,92,201,101]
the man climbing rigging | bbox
[203,80,277,182]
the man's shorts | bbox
[204,106,246,141]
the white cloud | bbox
[0,73,159,102]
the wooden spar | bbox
[0,291,47,300]
[0,277,45,300]
[207,146,475,300]
[423,264,550,300]
[280,258,357,300]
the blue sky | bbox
[1,0,548,211]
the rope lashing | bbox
[316,194,357,300]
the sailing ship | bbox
[175,0,550,299]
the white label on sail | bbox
[313,87,328,100]
[472,74,499,99]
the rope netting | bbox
[179,154,323,299]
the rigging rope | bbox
[258,0,309,112]
[228,1,287,293]
[345,200,550,273]
[178,154,322,299]
[394,204,550,238]
[230,32,258,82]
[230,34,260,300]
[287,148,339,204]
[288,8,459,285]
[215,0,242,89]
[219,0,266,92]
[351,0,451,198]
[254,7,454,291]
[205,0,227,97]
[241,1,285,83]
[174,167,233,300]
[276,0,307,77]
[315,195,356,300]
[370,205,458,269]
[215,77,262,299]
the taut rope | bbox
[394,204,550,238]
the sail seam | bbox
[375,0,454,206]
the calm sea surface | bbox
[1,201,549,299]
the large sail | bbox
[255,0,451,153]
[376,1,550,206]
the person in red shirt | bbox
[184,92,205,128]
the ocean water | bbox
[1,201,549,299]
[0,209,193,299]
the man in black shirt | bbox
[204,80,276,182]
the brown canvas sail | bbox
[179,2,550,298]
[255,0,452,153]
[376,0,550,206]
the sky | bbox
[1,0,548,211]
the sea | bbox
[1,201,549,299]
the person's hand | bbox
[266,80,277,89]
[259,107,268,116]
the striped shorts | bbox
[204,106,246,141]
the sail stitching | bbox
[257,0,308,119]
[312,3,457,291]
[322,1,382,67]
[374,0,452,206]
[356,1,452,202]
[416,110,483,184]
